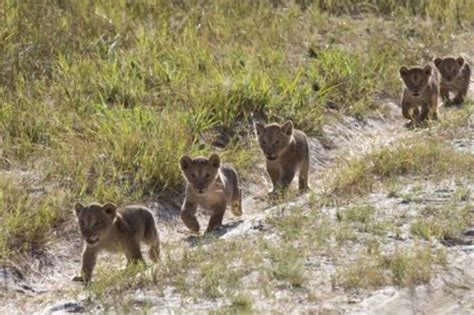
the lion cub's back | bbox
[118,206,156,239]
[293,128,309,159]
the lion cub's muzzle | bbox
[84,234,100,246]
[411,88,423,97]
[193,182,207,194]
[264,152,278,161]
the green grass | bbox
[0,176,66,262]
[86,262,152,300]
[83,237,265,309]
[212,294,254,314]
[336,243,448,290]
[410,201,472,241]
[338,204,389,235]
[344,204,375,224]
[228,294,253,313]
[329,135,474,197]
[1,1,474,309]
[267,242,307,288]
[380,244,447,286]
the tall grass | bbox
[0,176,66,262]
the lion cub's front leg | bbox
[440,85,451,105]
[206,205,226,233]
[181,199,200,233]
[266,163,281,194]
[279,166,297,191]
[73,246,97,283]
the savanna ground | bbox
[1,0,473,313]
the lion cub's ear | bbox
[179,155,192,171]
[434,58,443,68]
[255,122,265,136]
[399,66,409,77]
[281,120,293,136]
[102,203,117,218]
[457,57,465,66]
[74,203,84,217]
[209,153,221,169]
[423,64,432,75]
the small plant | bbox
[380,244,442,286]
[336,243,447,290]
[410,203,472,241]
[268,243,306,288]
[229,294,253,312]
[345,204,375,224]
[267,206,311,241]
[335,257,385,290]
[454,187,471,202]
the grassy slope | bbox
[0,0,473,273]
[83,105,473,312]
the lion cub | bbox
[434,56,471,106]
[399,64,439,126]
[179,153,242,234]
[256,120,309,194]
[73,203,160,283]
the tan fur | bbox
[256,120,310,193]
[72,203,160,283]
[179,153,242,234]
[399,64,439,126]
[434,56,471,106]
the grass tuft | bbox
[329,136,474,197]
[336,243,447,290]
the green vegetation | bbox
[267,242,306,288]
[336,243,447,290]
[411,201,472,241]
[1,1,473,260]
[329,136,474,197]
[339,204,389,235]
[1,0,474,311]
[0,176,66,260]
[214,294,254,314]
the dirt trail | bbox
[2,96,473,313]
[223,101,410,238]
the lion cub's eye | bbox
[191,174,196,179]
[274,140,280,145]
[204,173,210,179]
[262,140,267,145]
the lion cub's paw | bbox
[72,275,85,282]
